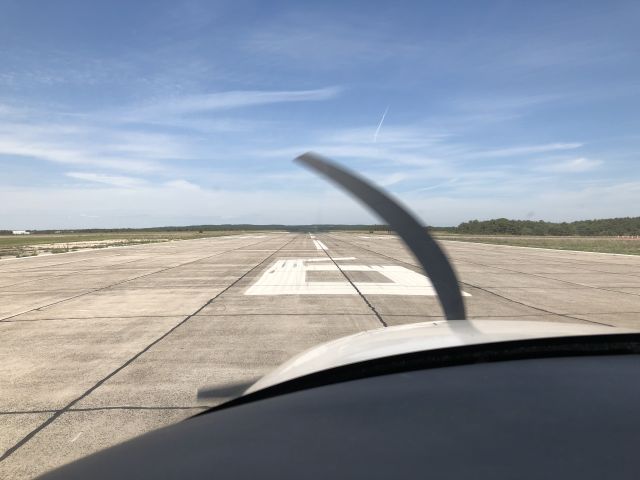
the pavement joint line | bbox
[0,241,159,265]
[0,257,100,273]
[437,241,640,280]
[439,239,640,258]
[0,406,211,415]
[339,236,618,327]
[0,243,176,270]
[326,234,616,328]
[443,245,640,277]
[68,406,211,412]
[0,233,297,463]
[440,253,640,300]
[0,257,151,289]
[4,233,636,469]
[0,315,186,322]
[0,410,57,415]
[349,233,640,272]
[0,235,284,323]
[0,312,382,323]
[5,311,637,324]
[0,285,247,294]
[382,312,640,317]
[538,265,640,281]
[318,235,387,328]
[36,284,603,291]
[0,234,277,273]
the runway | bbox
[1,232,639,478]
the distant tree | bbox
[450,217,640,236]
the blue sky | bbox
[1,0,639,228]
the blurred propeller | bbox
[201,153,468,405]
[295,152,466,320]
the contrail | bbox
[373,106,389,143]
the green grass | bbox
[0,230,249,259]
[434,234,640,255]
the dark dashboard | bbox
[42,336,640,480]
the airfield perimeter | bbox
[2,232,640,478]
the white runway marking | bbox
[313,240,328,250]
[305,257,356,262]
[245,258,471,296]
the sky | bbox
[1,0,639,229]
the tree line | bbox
[3,218,639,236]
[0,225,391,235]
[439,217,640,236]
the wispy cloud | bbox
[470,143,583,158]
[5,177,639,229]
[130,87,341,118]
[410,178,459,193]
[163,179,200,190]
[244,14,414,69]
[451,94,561,114]
[0,86,342,177]
[324,126,448,148]
[66,172,146,188]
[1,0,638,228]
[256,124,585,179]
[377,172,407,187]
[542,157,603,173]
[0,135,161,173]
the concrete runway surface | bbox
[1,232,639,478]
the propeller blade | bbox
[295,152,466,320]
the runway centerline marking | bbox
[245,258,471,296]
[313,240,328,251]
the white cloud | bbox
[260,122,584,173]
[244,14,413,68]
[2,179,639,229]
[404,180,640,225]
[131,87,341,117]
[0,184,373,229]
[0,129,162,173]
[470,143,583,158]
[66,172,146,188]
[543,157,602,173]
[451,94,562,114]
[0,86,342,182]
[163,179,200,190]
[377,172,407,187]
[0,94,624,228]
[323,126,448,148]
[410,178,459,193]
